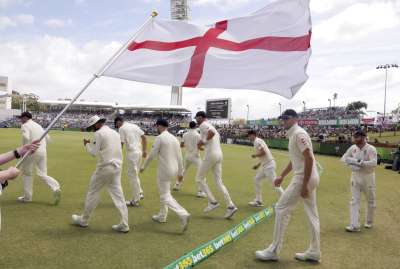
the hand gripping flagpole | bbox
[15,11,158,168]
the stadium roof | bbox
[39,100,191,113]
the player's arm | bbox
[252,148,266,158]
[0,142,40,165]
[0,167,20,183]
[302,148,314,197]
[141,135,147,158]
[361,148,377,167]
[341,146,358,166]
[21,125,30,145]
[141,137,160,172]
[198,129,215,148]
[85,133,101,157]
[252,162,261,170]
[177,145,184,178]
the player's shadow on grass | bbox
[253,258,320,268]
[134,220,186,236]
[1,199,57,207]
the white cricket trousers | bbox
[157,177,189,219]
[21,153,60,200]
[126,151,143,201]
[254,160,284,202]
[182,155,203,192]
[350,172,376,227]
[266,177,320,256]
[196,155,234,207]
[82,164,129,226]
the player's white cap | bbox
[86,115,106,129]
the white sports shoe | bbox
[53,189,61,206]
[364,222,373,229]
[173,182,181,191]
[203,202,220,213]
[295,252,321,263]
[112,223,130,233]
[224,206,238,219]
[248,200,263,207]
[255,249,279,261]
[139,193,144,200]
[126,200,140,207]
[345,225,361,232]
[71,214,88,228]
[152,214,167,223]
[196,191,207,198]
[17,196,32,203]
[180,214,190,232]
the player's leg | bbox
[126,152,142,205]
[35,153,61,204]
[347,174,362,231]
[255,180,301,261]
[153,177,170,222]
[18,155,34,202]
[82,167,111,226]
[249,169,265,207]
[174,157,192,191]
[364,173,376,228]
[193,157,206,197]
[196,158,218,210]
[158,178,190,231]
[106,166,129,232]
[212,160,237,218]
[296,185,321,262]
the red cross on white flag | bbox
[103,0,312,99]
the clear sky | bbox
[1,0,399,119]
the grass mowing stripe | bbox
[164,206,274,269]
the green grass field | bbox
[0,128,399,269]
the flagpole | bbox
[15,11,158,168]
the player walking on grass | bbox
[195,111,237,219]
[173,121,207,198]
[140,119,190,232]
[17,112,61,205]
[248,130,284,207]
[341,130,377,232]
[255,109,321,263]
[72,115,129,233]
[114,116,147,207]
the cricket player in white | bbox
[72,116,129,233]
[195,111,237,219]
[140,119,190,232]
[17,112,61,205]
[114,116,146,207]
[341,130,377,232]
[173,121,207,198]
[256,109,321,263]
[248,130,284,207]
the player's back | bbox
[119,122,144,152]
[199,121,222,157]
[96,125,123,166]
[183,129,200,157]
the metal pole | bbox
[16,12,158,168]
[382,68,388,136]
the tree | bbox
[346,101,368,111]
[11,91,40,111]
